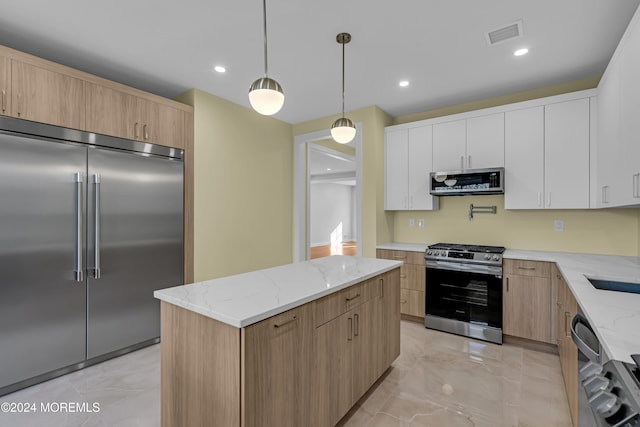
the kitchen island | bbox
[154,255,402,427]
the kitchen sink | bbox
[587,277,640,295]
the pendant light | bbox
[248,0,284,115]
[331,33,356,144]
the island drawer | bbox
[504,259,551,278]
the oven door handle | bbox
[425,260,502,277]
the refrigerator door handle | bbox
[92,173,101,279]
[74,172,84,282]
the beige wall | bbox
[393,195,639,256]
[177,89,294,281]
[293,106,393,257]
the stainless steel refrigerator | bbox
[0,116,184,395]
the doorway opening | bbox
[293,124,362,262]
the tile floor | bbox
[0,321,572,427]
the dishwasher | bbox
[571,312,640,426]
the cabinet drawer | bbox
[504,259,551,278]
[400,289,425,318]
[400,263,425,292]
[376,249,424,265]
[363,275,383,301]
[315,283,364,327]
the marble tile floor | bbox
[0,321,572,427]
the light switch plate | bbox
[418,219,425,228]
[554,220,564,232]
[409,218,415,227]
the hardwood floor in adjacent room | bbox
[0,321,572,427]
[310,241,357,259]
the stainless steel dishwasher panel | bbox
[0,132,87,390]
[86,146,183,358]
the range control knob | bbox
[484,254,491,260]
[492,255,500,261]
[435,251,441,256]
[426,250,432,255]
[589,390,622,418]
[580,361,604,381]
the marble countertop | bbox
[154,256,402,328]
[377,242,430,252]
[505,250,640,363]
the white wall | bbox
[310,183,355,246]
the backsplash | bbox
[392,195,640,256]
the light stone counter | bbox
[376,242,430,252]
[154,255,402,328]
[505,250,640,363]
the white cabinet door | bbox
[432,119,466,171]
[385,129,409,210]
[544,99,590,209]
[505,107,544,209]
[466,113,505,169]
[597,64,621,207]
[408,126,438,210]
[620,20,640,204]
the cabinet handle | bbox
[401,300,407,304]
[547,192,551,207]
[354,313,359,337]
[564,312,571,337]
[506,277,509,292]
[347,317,353,341]
[409,196,413,209]
[400,274,407,278]
[134,122,140,139]
[380,278,384,298]
[1,90,5,112]
[345,293,361,302]
[393,255,406,259]
[404,196,408,209]
[602,186,609,204]
[634,174,640,198]
[273,315,298,329]
[143,124,149,140]
[517,266,536,271]
[460,155,464,170]
[468,155,471,169]
[17,93,21,116]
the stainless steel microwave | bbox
[429,167,504,196]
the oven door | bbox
[425,261,503,329]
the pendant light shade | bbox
[331,117,356,144]
[331,32,355,144]
[249,77,284,116]
[248,0,284,115]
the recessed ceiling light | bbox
[214,65,226,73]
[514,48,528,56]
[399,80,410,87]
[326,168,332,171]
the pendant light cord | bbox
[263,0,269,77]
[341,40,345,118]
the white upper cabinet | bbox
[544,98,590,209]
[595,5,640,207]
[384,126,439,211]
[505,99,591,210]
[466,113,505,170]
[432,120,466,171]
[432,114,504,171]
[505,106,544,209]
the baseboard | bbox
[401,314,425,323]
[503,334,559,354]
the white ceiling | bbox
[0,1,638,124]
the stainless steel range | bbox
[425,243,505,344]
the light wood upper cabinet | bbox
[0,55,9,116]
[384,126,439,211]
[85,82,185,149]
[10,60,85,129]
[242,304,314,427]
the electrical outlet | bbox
[409,218,415,227]
[554,220,564,232]
[418,219,425,228]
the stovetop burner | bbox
[428,243,506,254]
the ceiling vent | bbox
[485,20,523,46]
